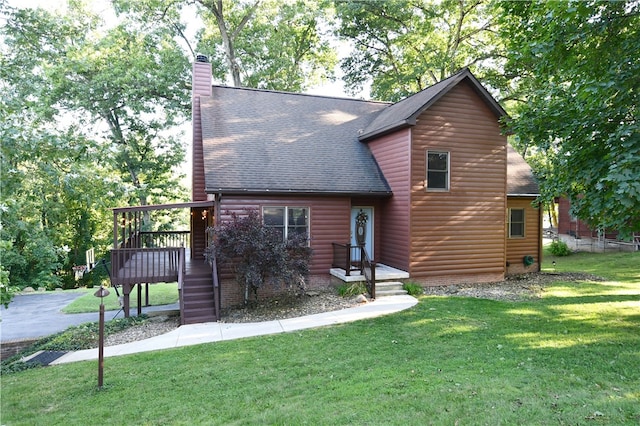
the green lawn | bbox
[62,282,179,313]
[2,252,638,425]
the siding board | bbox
[367,129,412,271]
[219,195,350,276]
[409,81,507,284]
[506,197,541,274]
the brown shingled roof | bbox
[507,145,540,196]
[199,71,538,198]
[200,87,392,196]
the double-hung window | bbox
[263,207,309,241]
[508,208,525,238]
[426,151,450,191]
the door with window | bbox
[350,207,373,263]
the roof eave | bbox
[359,120,414,142]
[508,193,540,198]
[207,188,393,198]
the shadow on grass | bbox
[406,279,640,354]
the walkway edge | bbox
[52,295,418,365]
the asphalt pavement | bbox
[0,291,178,342]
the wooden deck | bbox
[111,247,184,286]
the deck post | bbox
[123,284,132,318]
[137,283,142,316]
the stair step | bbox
[182,314,217,325]
[181,272,218,324]
[375,281,407,297]
[375,289,408,297]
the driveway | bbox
[0,292,178,342]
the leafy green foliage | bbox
[548,240,572,257]
[499,1,640,237]
[0,255,18,308]
[336,282,366,297]
[0,2,190,294]
[208,210,312,305]
[402,281,423,296]
[195,0,337,91]
[335,0,506,101]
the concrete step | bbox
[374,281,407,297]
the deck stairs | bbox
[329,264,410,298]
[181,261,217,325]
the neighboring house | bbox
[110,57,541,324]
[556,197,639,251]
[556,197,602,238]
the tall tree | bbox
[196,0,337,91]
[1,1,191,293]
[499,1,640,236]
[335,0,505,101]
[3,2,190,212]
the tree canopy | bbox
[196,0,338,91]
[499,1,640,236]
[1,1,191,297]
[335,0,505,102]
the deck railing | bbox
[110,247,185,286]
[331,243,361,276]
[140,231,190,249]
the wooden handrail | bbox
[361,246,376,299]
[177,247,185,289]
[210,252,221,321]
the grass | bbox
[2,252,638,425]
[62,282,179,313]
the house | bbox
[556,197,639,251]
[109,57,541,324]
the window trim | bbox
[262,206,310,242]
[426,150,450,192]
[508,208,526,238]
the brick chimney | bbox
[192,55,211,202]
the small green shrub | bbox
[549,240,571,256]
[337,282,366,297]
[403,282,423,296]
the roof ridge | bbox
[211,84,390,105]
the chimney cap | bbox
[196,54,209,63]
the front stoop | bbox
[330,263,409,282]
[330,264,409,297]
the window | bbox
[426,151,449,191]
[263,207,309,241]
[509,208,525,238]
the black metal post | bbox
[98,302,105,388]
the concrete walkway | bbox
[52,295,418,365]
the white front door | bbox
[351,207,374,262]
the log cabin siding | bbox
[409,81,507,283]
[367,129,412,271]
[506,197,542,274]
[218,195,351,276]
